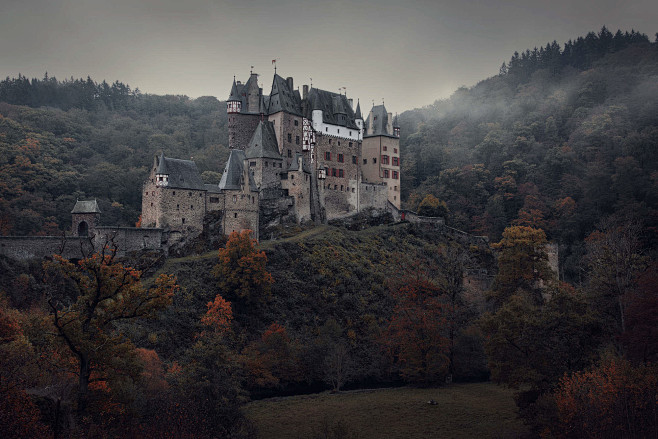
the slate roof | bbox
[305,88,359,129]
[218,149,257,192]
[245,121,281,159]
[355,100,362,119]
[71,199,101,214]
[228,73,264,114]
[287,153,311,173]
[393,114,400,128]
[364,104,397,138]
[205,184,221,194]
[268,74,302,116]
[155,153,206,190]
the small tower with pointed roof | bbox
[219,149,260,237]
[245,120,283,189]
[393,114,400,138]
[71,199,101,237]
[227,72,266,150]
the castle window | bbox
[352,188,355,193]
[332,168,337,177]
[338,141,340,146]
[210,197,219,203]
[329,139,332,144]
[383,146,387,151]
[182,218,185,224]
[382,155,389,165]
[188,192,192,196]
[383,169,389,178]
[250,161,256,167]
[334,185,338,190]
[200,193,203,197]
[252,197,255,204]
[150,202,153,206]
[232,195,237,202]
[177,204,180,210]
[349,131,352,136]
[339,169,344,177]
[337,129,340,134]
[234,213,238,218]
[393,157,399,166]
[392,171,399,179]
[394,186,398,191]
[291,174,294,180]
[363,159,367,165]
[338,154,344,163]
[288,149,292,158]
[288,133,292,142]
[326,127,328,132]
[341,185,344,191]
[294,120,299,126]
[352,155,357,164]
[325,151,331,161]
[296,136,300,145]
[373,158,377,164]
[191,205,194,209]
[173,191,176,195]
[349,142,353,148]
[394,148,398,153]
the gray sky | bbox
[1,0,656,112]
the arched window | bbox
[78,221,89,237]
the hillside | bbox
[399,29,658,280]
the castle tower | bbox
[361,104,401,208]
[71,199,101,237]
[227,72,264,150]
[354,100,364,136]
[245,120,283,189]
[393,114,400,138]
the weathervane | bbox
[272,59,278,73]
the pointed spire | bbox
[228,77,240,101]
[393,113,400,128]
[355,99,362,120]
[156,151,168,174]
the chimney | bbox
[286,77,293,90]
[348,98,353,109]
[388,112,393,134]
[303,85,308,99]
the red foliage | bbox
[201,294,233,334]
[0,388,51,438]
[553,357,658,438]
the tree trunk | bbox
[77,354,90,416]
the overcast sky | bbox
[1,0,656,112]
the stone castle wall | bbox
[269,112,304,167]
[222,189,260,236]
[315,133,360,219]
[142,176,206,231]
[228,113,261,150]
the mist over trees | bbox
[399,27,658,281]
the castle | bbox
[141,70,402,238]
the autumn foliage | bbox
[384,278,450,384]
[213,230,274,305]
[553,358,658,438]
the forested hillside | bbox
[399,28,658,280]
[0,77,229,235]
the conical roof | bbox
[355,100,362,119]
[245,121,281,159]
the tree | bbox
[384,278,449,384]
[490,225,555,306]
[43,250,177,416]
[212,230,273,306]
[585,220,646,337]
[417,194,449,217]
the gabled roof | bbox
[305,88,359,129]
[287,153,311,173]
[245,121,281,159]
[268,74,302,116]
[71,199,101,214]
[365,104,396,138]
[155,153,206,190]
[218,149,257,192]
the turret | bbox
[155,152,169,186]
[71,199,101,237]
[393,114,400,138]
[355,99,364,134]
[227,77,242,114]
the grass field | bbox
[244,382,529,439]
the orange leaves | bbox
[201,294,233,334]
[213,230,273,304]
[553,358,658,437]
